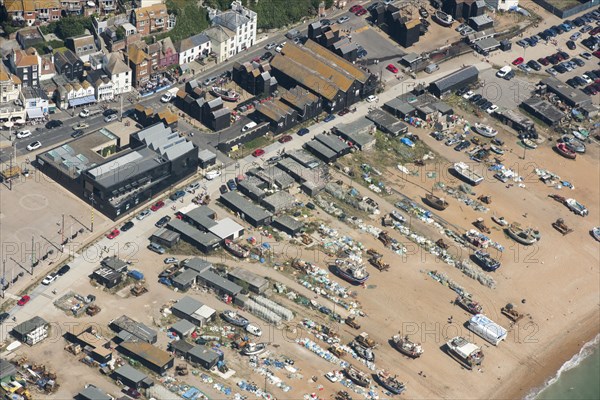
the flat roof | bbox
[335,118,374,136]
[172,268,199,286]
[314,133,350,153]
[171,319,196,335]
[228,267,268,288]
[119,341,173,368]
[188,344,220,363]
[197,269,242,296]
[167,219,221,247]
[219,191,272,222]
[273,214,304,231]
[304,140,337,160]
[541,76,591,107]
[172,295,204,315]
[79,386,112,400]
[262,191,296,211]
[183,258,213,273]
[115,364,148,383]
[208,217,244,239]
[185,206,217,230]
[112,315,157,343]
[286,149,321,168]
[430,65,479,93]
[474,37,500,51]
[385,97,416,114]
[366,109,409,135]
[521,96,565,123]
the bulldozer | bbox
[86,304,101,316]
[345,316,361,330]
[329,343,346,357]
[378,231,392,247]
[552,218,573,235]
[473,218,491,234]
[381,214,393,227]
[130,283,148,296]
[501,303,524,323]
[355,332,376,348]
[366,248,382,258]
[369,257,390,272]
[175,364,188,376]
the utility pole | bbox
[31,235,35,274]
[90,193,95,232]
[1,259,5,299]
[61,214,65,244]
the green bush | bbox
[156,0,209,43]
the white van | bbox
[425,63,439,73]
[241,121,257,132]
[205,170,222,180]
[496,66,512,79]
[79,108,102,118]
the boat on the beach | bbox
[351,341,375,362]
[455,294,483,315]
[561,135,586,153]
[473,250,501,271]
[506,223,540,245]
[210,86,240,102]
[221,310,249,327]
[467,314,507,346]
[522,138,537,149]
[424,193,449,211]
[433,10,454,26]
[453,162,484,186]
[464,229,490,248]
[572,128,589,141]
[391,210,406,223]
[391,334,424,358]
[556,143,577,159]
[592,227,600,241]
[490,144,504,155]
[446,336,484,370]
[492,216,509,226]
[333,259,370,285]
[473,123,498,138]
[224,239,250,258]
[241,342,267,356]
[344,365,371,387]
[375,369,406,395]
[565,198,588,216]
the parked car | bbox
[122,388,141,399]
[160,92,174,103]
[537,57,550,66]
[16,130,32,139]
[275,42,286,52]
[462,90,474,99]
[187,182,201,192]
[572,57,585,67]
[580,51,593,60]
[57,264,71,276]
[355,8,367,16]
[337,15,350,24]
[164,257,179,264]
[245,324,262,337]
[155,215,171,228]
[546,67,558,76]
[324,114,336,122]
[106,228,120,239]
[518,64,532,72]
[260,51,273,61]
[320,18,331,26]
[496,66,512,79]
[203,76,218,86]
[386,63,399,73]
[297,128,310,136]
[169,190,186,201]
[512,57,524,65]
[219,184,228,194]
[486,104,498,114]
[17,295,31,306]
[469,94,482,103]
[527,60,542,71]
[42,273,58,285]
[264,42,277,50]
[104,114,118,123]
[0,313,10,324]
[252,148,265,157]
[570,32,582,40]
[136,209,151,220]
[71,129,84,138]
[227,179,237,191]
[278,135,293,143]
[150,201,165,211]
[121,221,134,231]
[349,5,362,12]
[325,372,339,383]
[366,94,378,103]
[431,131,445,141]
[74,122,89,130]
[147,242,165,254]
[454,140,471,151]
[567,40,577,50]
[26,141,42,151]
[45,120,63,129]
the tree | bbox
[115,26,125,41]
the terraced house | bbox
[3,0,61,26]
[131,3,172,36]
[207,0,257,62]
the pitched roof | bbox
[176,33,210,53]
[12,316,47,336]
[13,47,39,67]
[133,3,167,20]
[119,341,173,367]
[105,52,131,75]
[205,25,235,42]
[128,44,151,65]
[0,63,21,84]
[5,0,59,12]
[213,10,250,30]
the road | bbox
[0,1,384,164]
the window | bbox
[139,21,145,26]
[32,65,37,71]
[32,73,37,79]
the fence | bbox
[531,0,599,18]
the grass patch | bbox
[231,135,272,159]
[166,240,206,256]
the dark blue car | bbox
[324,114,336,122]
[169,190,186,201]
[227,179,237,191]
[297,128,309,136]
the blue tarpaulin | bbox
[69,95,96,108]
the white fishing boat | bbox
[446,336,484,370]
[473,123,498,138]
[453,162,484,186]
[522,138,537,149]
[565,198,588,216]
[592,227,600,242]
[433,10,454,27]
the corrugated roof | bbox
[119,341,173,367]
[303,40,368,84]
[270,54,339,101]
[430,65,478,93]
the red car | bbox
[386,63,399,73]
[252,148,265,157]
[512,57,524,65]
[594,50,600,59]
[278,135,293,143]
[355,8,367,16]
[151,200,165,211]
[349,4,362,12]
[106,228,120,239]
[537,57,550,66]
[17,295,30,306]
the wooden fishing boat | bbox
[391,334,424,358]
[455,294,483,315]
[375,369,406,395]
[473,123,498,138]
[446,336,484,370]
[506,223,540,245]
[433,10,454,27]
[224,239,250,258]
[556,143,576,159]
[221,310,249,327]
[344,365,371,387]
[522,138,537,149]
[424,193,449,210]
[210,86,240,102]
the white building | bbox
[485,0,519,11]
[92,76,114,101]
[12,316,49,346]
[0,63,21,105]
[20,86,49,120]
[208,1,257,61]
[104,53,132,95]
[205,26,235,63]
[175,33,212,65]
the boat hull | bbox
[375,374,405,395]
[556,144,576,159]
[453,163,483,186]
[446,346,482,370]
[211,87,240,102]
[506,228,537,245]
[474,124,498,138]
[393,342,422,358]
[221,312,249,327]
[334,266,370,285]
[424,194,449,211]
[433,11,454,27]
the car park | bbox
[170,190,186,201]
[546,67,558,76]
[17,295,31,306]
[136,209,151,220]
[71,129,84,138]
[518,64,532,72]
[151,201,165,211]
[496,66,512,79]
[121,221,134,231]
[42,273,58,285]
[573,57,585,67]
[155,215,171,228]
[555,64,567,74]
[46,120,63,129]
[297,128,310,136]
[580,25,592,33]
[581,74,593,84]
[538,57,550,66]
[252,148,265,157]
[106,228,120,239]
[558,51,570,60]
[26,141,42,151]
[527,60,542,71]
[386,63,399,73]
[278,135,293,143]
[570,32,582,40]
[580,52,593,60]
[16,130,32,139]
[148,243,165,254]
[516,39,529,48]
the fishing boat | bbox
[473,250,501,271]
[565,198,588,216]
[464,229,490,248]
[375,370,406,395]
[333,259,370,285]
[351,341,375,362]
[424,193,449,210]
[446,336,484,370]
[473,123,498,138]
[556,143,576,159]
[391,210,406,223]
[490,145,504,155]
[492,216,509,226]
[572,128,589,141]
[433,10,454,27]
[344,365,371,387]
[522,138,537,149]
[241,342,267,356]
[455,294,483,315]
[561,135,586,153]
[592,227,600,242]
[391,334,424,358]
[210,86,240,102]
[506,223,540,245]
[221,310,249,327]
[453,162,484,186]
[224,239,250,258]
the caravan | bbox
[467,314,507,346]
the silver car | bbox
[136,209,151,220]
